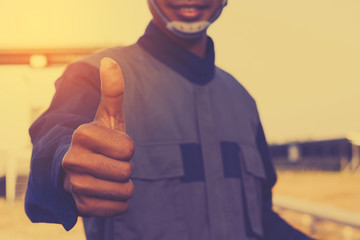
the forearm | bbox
[25,132,78,230]
[25,62,101,230]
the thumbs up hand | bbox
[62,58,135,217]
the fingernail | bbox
[101,57,117,68]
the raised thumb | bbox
[93,57,126,131]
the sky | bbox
[0,0,359,144]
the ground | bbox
[0,170,359,240]
[273,170,360,212]
[0,199,85,240]
[273,171,360,240]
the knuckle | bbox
[121,135,135,159]
[72,124,91,144]
[120,201,130,213]
[62,152,78,171]
[62,148,74,168]
[76,202,90,215]
[62,149,88,174]
[61,156,72,170]
[122,162,133,178]
[124,181,135,198]
[70,179,86,194]
[113,201,130,215]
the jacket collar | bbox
[137,21,215,85]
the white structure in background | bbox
[288,144,300,163]
[0,65,64,202]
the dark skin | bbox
[62,58,135,217]
[62,0,224,217]
[148,0,224,58]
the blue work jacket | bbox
[25,22,313,240]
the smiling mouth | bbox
[168,3,209,21]
[175,6,206,21]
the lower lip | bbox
[174,8,203,21]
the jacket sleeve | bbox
[256,123,315,240]
[25,62,101,231]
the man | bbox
[25,0,313,239]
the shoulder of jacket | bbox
[72,44,140,70]
[215,66,256,105]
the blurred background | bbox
[0,1,359,239]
